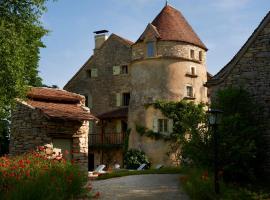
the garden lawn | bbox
[96,167,182,180]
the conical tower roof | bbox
[137,5,207,50]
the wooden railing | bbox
[89,133,125,146]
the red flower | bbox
[93,192,100,199]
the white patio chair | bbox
[137,163,146,171]
[155,164,163,169]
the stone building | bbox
[206,12,270,174]
[10,87,96,170]
[64,4,208,169]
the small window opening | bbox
[199,51,203,61]
[186,86,193,97]
[158,119,168,133]
[190,49,195,59]
[122,93,130,106]
[121,65,128,74]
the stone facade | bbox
[207,12,270,174]
[64,34,132,169]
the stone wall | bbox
[64,34,131,168]
[208,20,270,174]
[10,102,89,170]
[64,34,132,135]
[132,40,206,64]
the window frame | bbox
[121,65,128,74]
[190,49,195,59]
[199,51,203,61]
[190,66,196,75]
[186,85,194,98]
[122,92,130,106]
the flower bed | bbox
[0,146,88,200]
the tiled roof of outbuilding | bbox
[28,87,84,103]
[24,87,96,121]
[137,5,207,50]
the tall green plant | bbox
[212,87,263,182]
[0,0,49,119]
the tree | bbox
[181,87,264,182]
[0,120,9,156]
[212,87,264,182]
[0,0,49,119]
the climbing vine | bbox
[137,100,206,141]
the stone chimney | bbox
[94,30,109,52]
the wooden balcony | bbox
[89,133,125,147]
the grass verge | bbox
[96,167,182,180]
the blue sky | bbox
[39,0,269,88]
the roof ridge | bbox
[208,11,270,85]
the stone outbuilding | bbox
[206,11,270,175]
[10,87,96,170]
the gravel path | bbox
[91,174,189,200]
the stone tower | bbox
[128,5,208,165]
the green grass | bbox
[96,167,182,180]
[180,167,270,200]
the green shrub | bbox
[124,149,150,169]
[180,87,265,183]
[181,167,270,200]
[213,87,264,182]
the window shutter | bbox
[116,93,121,107]
[88,94,93,109]
[168,119,173,133]
[116,120,122,133]
[153,118,158,132]
[113,66,121,75]
[89,121,94,134]
[91,68,98,77]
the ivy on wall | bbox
[135,124,172,141]
[137,100,206,141]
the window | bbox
[116,92,130,106]
[153,118,173,133]
[87,68,98,78]
[190,49,195,59]
[146,42,155,57]
[199,51,203,61]
[186,85,194,97]
[121,65,128,74]
[191,66,196,75]
[158,119,168,133]
[113,65,128,75]
[122,93,130,106]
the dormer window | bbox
[146,42,155,57]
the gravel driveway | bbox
[91,174,189,200]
